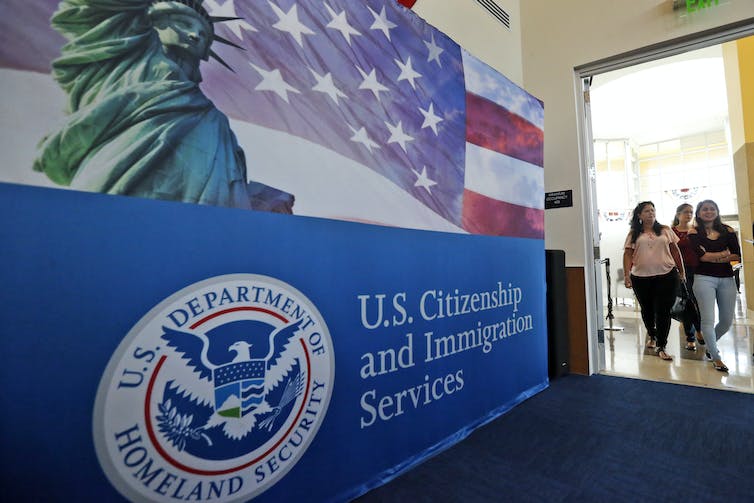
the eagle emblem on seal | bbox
[157,318,305,445]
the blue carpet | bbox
[355,374,754,503]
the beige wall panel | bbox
[740,36,754,144]
[723,41,745,150]
[740,143,754,310]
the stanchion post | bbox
[602,257,623,331]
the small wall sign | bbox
[545,190,573,209]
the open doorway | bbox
[585,37,754,393]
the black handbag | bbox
[670,281,689,322]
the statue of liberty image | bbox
[33,0,293,213]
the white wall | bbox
[520,1,754,266]
[412,0,523,86]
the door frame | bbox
[573,18,754,374]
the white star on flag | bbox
[419,103,443,135]
[269,1,315,47]
[250,63,300,103]
[424,34,443,67]
[367,5,397,41]
[357,67,389,101]
[324,3,361,45]
[385,121,414,153]
[395,56,422,89]
[412,166,437,193]
[349,125,380,153]
[204,0,257,38]
[310,69,347,104]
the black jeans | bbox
[631,269,679,350]
[682,267,698,341]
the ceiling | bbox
[589,45,730,146]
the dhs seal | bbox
[93,274,334,502]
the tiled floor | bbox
[600,292,754,394]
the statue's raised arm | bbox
[52,0,152,40]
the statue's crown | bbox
[148,0,245,71]
[150,0,212,26]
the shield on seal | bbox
[212,359,267,418]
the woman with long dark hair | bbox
[623,201,685,361]
[688,200,740,372]
[672,203,701,350]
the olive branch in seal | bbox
[258,371,306,432]
[156,399,213,451]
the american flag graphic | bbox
[0,0,544,238]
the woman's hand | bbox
[624,276,632,288]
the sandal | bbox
[646,339,656,349]
[697,334,705,346]
[713,360,729,372]
[657,348,673,361]
[685,342,696,351]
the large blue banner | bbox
[0,183,547,501]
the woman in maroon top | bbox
[672,203,701,350]
[688,200,741,372]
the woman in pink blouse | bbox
[623,201,686,361]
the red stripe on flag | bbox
[466,93,544,168]
[462,189,544,239]
[397,0,417,7]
